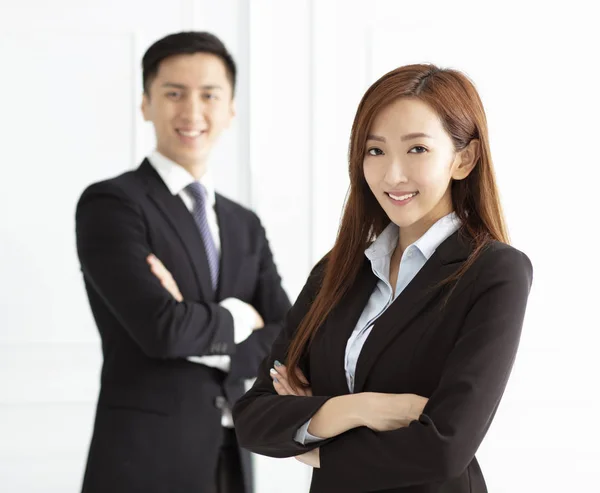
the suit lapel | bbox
[320,260,379,394]
[137,160,214,301]
[214,195,244,300]
[352,231,472,393]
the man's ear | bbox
[141,93,151,122]
[452,139,479,180]
[226,98,236,128]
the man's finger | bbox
[148,256,166,274]
[147,254,162,268]
[149,257,176,285]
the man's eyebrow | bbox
[161,82,224,90]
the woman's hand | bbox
[147,254,183,302]
[269,361,312,396]
[357,392,429,432]
[295,448,320,468]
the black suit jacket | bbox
[233,232,533,493]
[76,160,291,493]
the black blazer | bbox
[233,232,533,493]
[76,160,291,493]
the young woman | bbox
[230,64,533,493]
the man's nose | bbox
[180,96,205,124]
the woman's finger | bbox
[296,368,310,385]
[270,367,295,395]
[293,368,312,396]
[271,361,313,396]
[271,373,289,395]
[274,361,288,378]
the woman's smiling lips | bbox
[385,190,419,205]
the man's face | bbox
[142,52,235,171]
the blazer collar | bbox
[213,195,245,300]
[352,230,472,392]
[319,230,473,395]
[137,159,214,300]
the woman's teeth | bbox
[388,192,417,201]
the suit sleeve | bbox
[232,258,334,457]
[76,182,235,360]
[227,215,293,382]
[314,247,533,491]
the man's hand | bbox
[249,305,264,331]
[295,448,320,468]
[148,253,265,331]
[147,254,183,302]
[269,362,312,396]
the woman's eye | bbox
[367,148,384,156]
[409,146,427,154]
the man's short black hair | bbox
[142,31,237,95]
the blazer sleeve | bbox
[227,215,292,382]
[315,246,533,491]
[75,182,235,360]
[232,258,334,457]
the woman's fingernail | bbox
[270,368,278,374]
[273,377,279,384]
[274,360,282,367]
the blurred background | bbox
[1,0,599,491]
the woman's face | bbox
[363,97,476,240]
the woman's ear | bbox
[452,139,479,180]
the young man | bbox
[76,32,291,493]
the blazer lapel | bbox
[137,160,214,301]
[320,260,379,394]
[214,195,244,300]
[352,231,472,393]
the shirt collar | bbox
[413,212,461,260]
[147,150,216,207]
[365,212,461,261]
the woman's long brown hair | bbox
[286,64,509,389]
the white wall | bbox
[0,1,264,491]
[1,1,599,492]
[250,0,600,491]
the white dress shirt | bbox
[295,212,461,444]
[148,151,257,426]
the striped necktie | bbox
[185,182,219,291]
